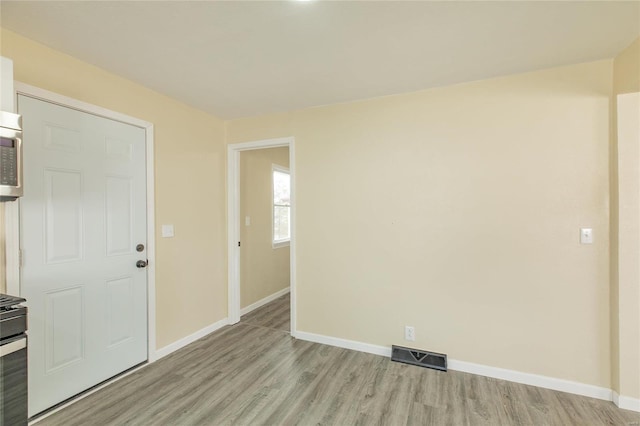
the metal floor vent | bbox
[391,345,447,371]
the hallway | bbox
[241,292,290,333]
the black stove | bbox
[0,293,26,310]
[0,293,27,339]
[0,293,28,425]
[0,293,27,341]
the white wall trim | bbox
[144,125,157,362]
[15,82,153,129]
[155,318,230,360]
[227,146,241,324]
[12,82,158,363]
[3,60,19,297]
[271,163,291,249]
[289,139,297,337]
[613,392,640,412]
[4,201,20,296]
[240,287,290,316]
[295,331,621,405]
[227,137,296,336]
[446,359,613,401]
[295,331,392,357]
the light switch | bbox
[245,216,251,226]
[162,224,175,238]
[580,228,593,244]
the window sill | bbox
[272,240,290,249]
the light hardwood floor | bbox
[241,293,290,333]
[36,295,639,425]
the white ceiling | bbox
[1,1,639,119]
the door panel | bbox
[106,276,134,348]
[45,287,84,372]
[105,137,133,161]
[18,95,148,416]
[44,168,83,263]
[44,123,81,153]
[105,176,134,256]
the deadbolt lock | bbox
[136,244,145,252]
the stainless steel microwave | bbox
[0,111,22,202]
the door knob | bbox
[136,260,148,268]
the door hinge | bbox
[18,249,23,268]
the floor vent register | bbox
[391,345,447,371]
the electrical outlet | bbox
[405,326,415,342]
[580,228,593,244]
[161,224,175,238]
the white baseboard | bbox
[295,331,392,357]
[294,331,618,405]
[447,358,612,401]
[240,287,290,316]
[153,317,229,360]
[613,392,640,412]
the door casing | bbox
[5,82,158,361]
[227,137,297,336]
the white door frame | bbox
[227,137,297,336]
[5,82,158,361]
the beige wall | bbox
[0,28,228,349]
[1,24,635,397]
[614,38,640,95]
[229,60,614,388]
[615,93,640,400]
[240,147,290,309]
[611,36,640,400]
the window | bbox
[272,165,290,247]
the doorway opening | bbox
[227,137,296,336]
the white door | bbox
[18,95,148,416]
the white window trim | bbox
[272,163,290,248]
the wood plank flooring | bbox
[241,293,290,333]
[36,295,639,426]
